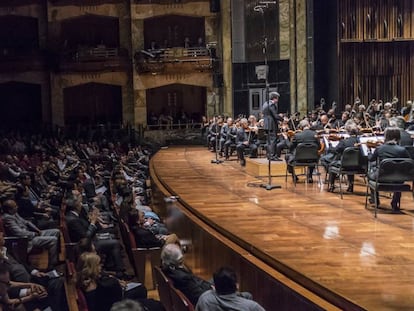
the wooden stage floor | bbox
[151,146,414,311]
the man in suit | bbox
[285,120,320,183]
[326,121,360,192]
[236,118,258,166]
[2,200,60,269]
[65,195,127,279]
[368,127,410,210]
[262,92,283,161]
[220,118,237,160]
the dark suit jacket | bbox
[130,225,163,248]
[236,128,248,144]
[368,142,410,181]
[83,179,97,199]
[399,130,413,147]
[65,211,97,243]
[330,136,359,160]
[290,129,320,153]
[262,101,282,132]
[368,142,410,163]
[162,266,212,305]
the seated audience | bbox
[0,262,48,311]
[65,195,129,279]
[0,231,67,311]
[76,252,146,311]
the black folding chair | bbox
[328,147,367,199]
[286,143,320,186]
[365,158,414,217]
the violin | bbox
[355,140,384,149]
[327,134,342,141]
[287,129,302,138]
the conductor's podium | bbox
[245,157,288,177]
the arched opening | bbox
[0,15,39,49]
[144,15,205,49]
[146,84,206,126]
[63,83,122,126]
[0,82,42,129]
[60,15,119,48]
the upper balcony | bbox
[0,0,43,6]
[134,46,214,75]
[58,46,130,73]
[49,0,124,6]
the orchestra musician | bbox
[274,117,291,161]
[285,119,320,183]
[262,92,283,161]
[236,118,258,167]
[312,114,330,130]
[389,117,413,146]
[326,121,360,193]
[333,111,350,129]
[367,127,410,211]
[208,116,223,152]
[220,117,237,160]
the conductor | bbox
[262,92,283,161]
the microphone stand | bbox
[255,4,281,190]
[211,123,223,164]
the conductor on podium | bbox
[262,92,283,161]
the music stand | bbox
[211,124,223,164]
[255,4,281,190]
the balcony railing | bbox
[49,0,124,6]
[59,46,129,72]
[134,0,208,4]
[135,47,213,74]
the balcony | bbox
[58,46,130,73]
[135,47,214,75]
[0,48,46,72]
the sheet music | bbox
[323,134,350,150]
[95,185,107,195]
[358,135,384,156]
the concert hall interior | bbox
[0,0,413,310]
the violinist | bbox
[262,92,283,161]
[220,118,237,160]
[389,117,413,146]
[312,114,330,131]
[333,111,350,129]
[247,115,259,143]
[285,120,320,183]
[367,127,410,211]
[236,118,258,167]
[326,121,360,193]
[274,117,291,161]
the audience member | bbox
[161,244,212,305]
[196,267,265,311]
[2,199,60,269]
